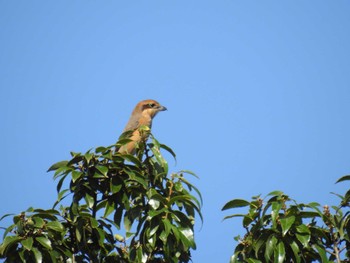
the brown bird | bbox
[118,99,167,154]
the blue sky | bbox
[1,1,350,262]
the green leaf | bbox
[75,227,82,242]
[120,154,142,167]
[90,217,99,228]
[33,217,45,228]
[124,213,131,232]
[115,234,124,242]
[35,236,52,250]
[47,161,68,172]
[32,247,43,263]
[159,143,176,161]
[110,181,122,194]
[179,170,199,179]
[103,201,115,218]
[267,190,284,197]
[222,199,251,210]
[246,259,262,263]
[71,170,83,183]
[21,237,33,250]
[0,213,15,222]
[0,236,21,255]
[56,173,69,193]
[84,152,93,164]
[296,224,310,247]
[96,165,108,177]
[113,207,123,229]
[84,193,95,209]
[179,228,195,249]
[314,244,329,263]
[271,202,282,228]
[149,198,160,210]
[275,241,285,263]
[280,216,295,236]
[149,225,159,236]
[336,175,350,184]
[95,146,107,153]
[265,235,278,262]
[46,221,64,232]
[288,240,301,263]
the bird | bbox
[118,99,167,154]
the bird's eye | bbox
[149,103,155,108]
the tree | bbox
[0,133,202,263]
[222,176,350,262]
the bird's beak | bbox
[158,105,167,111]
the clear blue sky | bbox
[1,1,350,262]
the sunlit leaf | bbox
[0,236,21,255]
[71,170,83,183]
[149,199,160,210]
[275,241,285,263]
[84,193,95,209]
[33,217,45,228]
[35,236,52,250]
[32,247,43,263]
[264,235,277,262]
[46,221,64,232]
[280,216,295,236]
[96,165,108,177]
[296,224,310,247]
[21,237,33,250]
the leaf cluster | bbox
[223,176,350,263]
[0,135,202,263]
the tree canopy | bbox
[0,134,202,262]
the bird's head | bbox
[138,99,167,119]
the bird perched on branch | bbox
[118,99,167,154]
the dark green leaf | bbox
[103,201,115,218]
[0,213,14,221]
[222,199,251,210]
[180,170,199,179]
[159,143,176,161]
[336,175,350,184]
[47,161,68,172]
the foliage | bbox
[0,134,202,263]
[222,176,350,263]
